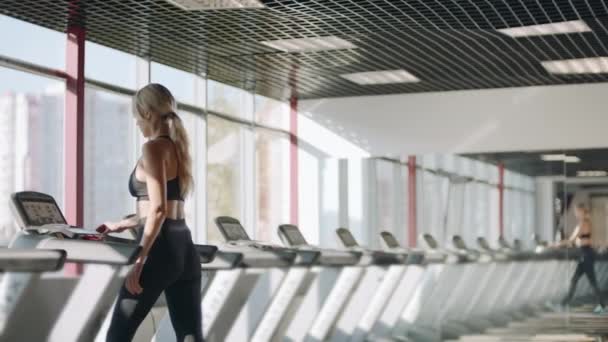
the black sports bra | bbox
[580,233,591,239]
[128,136,183,201]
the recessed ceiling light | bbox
[340,69,420,85]
[260,36,356,53]
[577,170,608,177]
[541,57,608,75]
[497,20,591,38]
[540,154,580,163]
[165,0,264,10]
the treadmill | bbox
[365,231,430,342]
[199,216,300,342]
[393,233,477,342]
[249,224,361,342]
[5,191,140,342]
[317,227,405,342]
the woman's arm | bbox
[137,142,168,260]
[558,225,580,247]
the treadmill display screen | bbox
[21,200,66,226]
[337,229,358,247]
[221,223,250,241]
[381,232,400,248]
[282,226,307,246]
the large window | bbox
[418,170,449,245]
[207,115,251,241]
[83,87,137,228]
[376,159,408,245]
[255,130,290,243]
[0,67,65,245]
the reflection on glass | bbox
[0,67,65,245]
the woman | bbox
[559,203,605,313]
[100,84,203,341]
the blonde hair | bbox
[133,83,193,197]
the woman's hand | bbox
[97,215,140,235]
[126,258,145,295]
[96,221,131,234]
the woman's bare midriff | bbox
[137,200,185,220]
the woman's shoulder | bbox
[142,139,172,161]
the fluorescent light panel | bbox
[577,170,608,177]
[341,69,420,85]
[164,0,264,10]
[541,57,608,75]
[565,156,581,163]
[541,154,566,161]
[540,154,580,163]
[498,20,591,38]
[260,36,356,53]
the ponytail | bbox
[167,112,193,197]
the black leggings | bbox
[107,219,203,342]
[562,246,604,308]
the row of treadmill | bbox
[0,191,606,342]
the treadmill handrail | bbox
[35,238,139,265]
[194,244,218,264]
[0,248,66,272]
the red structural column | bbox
[289,95,299,225]
[498,163,505,237]
[408,156,417,247]
[65,24,85,227]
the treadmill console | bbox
[513,239,522,251]
[336,228,359,247]
[422,234,439,249]
[278,224,308,246]
[10,192,66,228]
[215,216,251,241]
[380,231,400,249]
[477,237,493,251]
[452,235,467,250]
[10,191,121,241]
